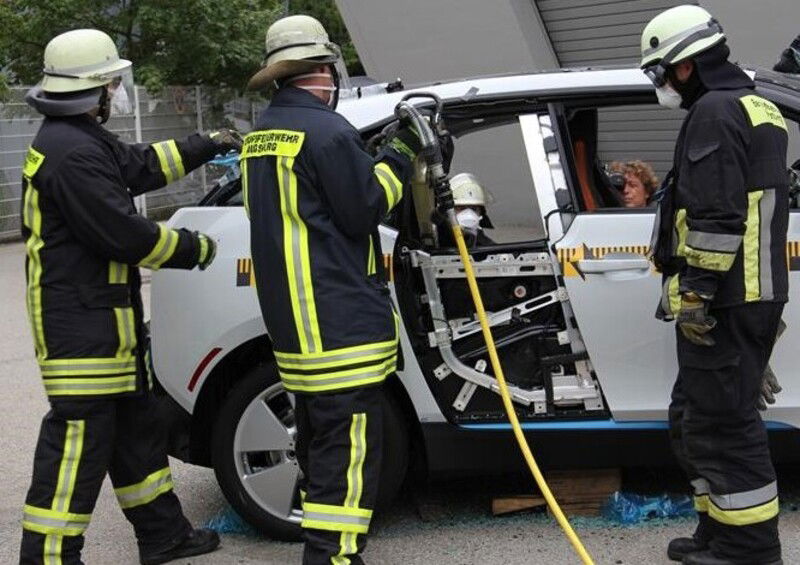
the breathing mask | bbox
[456,208,481,234]
[655,84,683,109]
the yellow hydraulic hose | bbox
[450,223,595,565]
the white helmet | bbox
[640,5,725,86]
[247,15,341,91]
[450,173,492,208]
[41,29,132,93]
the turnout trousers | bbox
[295,386,383,565]
[669,302,783,564]
[19,394,191,564]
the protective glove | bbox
[774,35,800,73]
[676,292,716,346]
[207,129,243,153]
[757,364,782,411]
[196,233,217,270]
[757,318,787,411]
[386,125,422,162]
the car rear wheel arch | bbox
[189,334,275,466]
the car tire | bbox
[211,361,409,541]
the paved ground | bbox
[1,240,798,564]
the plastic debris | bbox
[209,152,240,168]
[204,505,259,536]
[602,491,695,525]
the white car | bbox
[150,67,800,540]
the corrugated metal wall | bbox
[536,0,697,67]
[596,104,684,181]
[535,0,694,182]
[0,86,257,242]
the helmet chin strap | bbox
[288,67,340,109]
[96,86,111,124]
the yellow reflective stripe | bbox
[282,356,396,381]
[151,140,185,183]
[44,375,137,396]
[301,502,372,534]
[280,358,395,393]
[24,182,47,361]
[685,246,737,271]
[43,533,63,565]
[674,208,687,257]
[274,336,398,365]
[303,502,372,519]
[708,497,779,526]
[242,158,250,219]
[668,274,681,317]
[22,505,90,536]
[145,347,154,391]
[278,156,322,354]
[241,130,305,158]
[51,420,84,518]
[110,261,136,360]
[114,467,173,509]
[344,414,367,510]
[138,224,180,270]
[739,95,787,131]
[23,146,46,178]
[367,235,376,275]
[744,190,763,301]
[694,494,709,513]
[41,358,137,376]
[374,162,402,212]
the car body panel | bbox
[151,66,800,432]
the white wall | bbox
[336,0,558,85]
[700,0,796,69]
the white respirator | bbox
[456,208,481,234]
[655,84,683,109]
[289,73,338,107]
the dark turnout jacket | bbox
[21,114,218,399]
[244,87,413,393]
[653,76,789,319]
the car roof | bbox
[338,66,799,130]
[337,68,653,129]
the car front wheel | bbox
[211,361,409,540]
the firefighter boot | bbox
[682,551,783,565]
[668,514,713,561]
[139,528,220,565]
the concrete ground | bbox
[1,240,798,564]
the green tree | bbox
[0,0,284,93]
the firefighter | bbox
[19,29,241,565]
[437,172,496,248]
[642,6,788,565]
[242,15,420,564]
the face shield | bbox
[105,67,135,117]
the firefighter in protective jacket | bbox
[243,15,420,565]
[643,7,788,565]
[19,29,241,565]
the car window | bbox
[563,103,684,213]
[448,121,545,241]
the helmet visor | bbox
[107,68,135,116]
[643,64,668,88]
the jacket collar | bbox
[47,113,120,142]
[270,86,334,112]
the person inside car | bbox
[437,172,496,248]
[608,159,659,208]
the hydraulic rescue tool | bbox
[392,93,595,565]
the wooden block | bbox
[498,469,621,518]
[492,495,547,516]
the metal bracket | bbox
[439,289,563,343]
